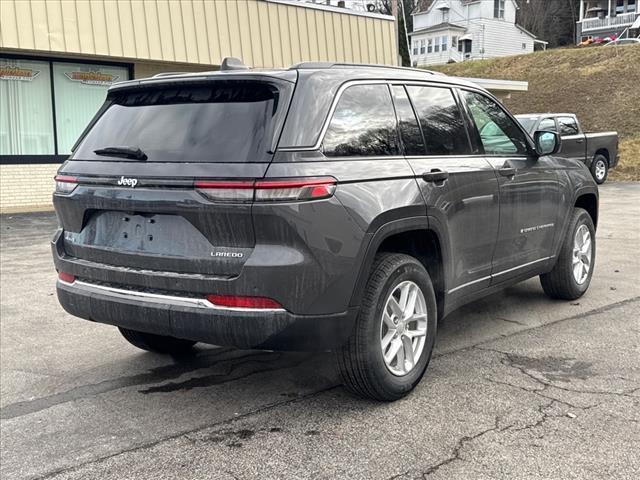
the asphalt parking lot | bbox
[1,182,638,480]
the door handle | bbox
[498,166,516,177]
[576,138,584,144]
[422,169,449,183]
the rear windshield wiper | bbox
[93,146,148,160]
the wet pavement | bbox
[1,182,638,480]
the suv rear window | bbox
[72,81,288,163]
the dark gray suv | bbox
[52,61,598,401]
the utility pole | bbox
[391,0,401,65]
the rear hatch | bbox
[54,73,296,277]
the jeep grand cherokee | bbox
[52,60,598,401]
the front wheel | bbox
[335,253,437,401]
[540,208,595,300]
[119,328,196,354]
[591,154,608,184]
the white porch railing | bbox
[448,49,464,63]
[581,11,639,31]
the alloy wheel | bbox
[380,281,428,376]
[572,224,592,285]
[594,159,606,181]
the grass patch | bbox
[610,135,640,181]
[431,46,640,181]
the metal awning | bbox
[461,77,529,97]
[459,34,473,41]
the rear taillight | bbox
[54,175,78,195]
[193,180,255,202]
[206,294,283,310]
[254,177,337,201]
[195,177,337,202]
[58,272,76,283]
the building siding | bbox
[0,164,58,213]
[0,0,397,67]
[479,20,534,58]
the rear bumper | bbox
[56,279,358,351]
[610,153,619,169]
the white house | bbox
[409,0,542,66]
[576,0,640,42]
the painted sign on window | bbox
[0,65,41,82]
[63,70,120,86]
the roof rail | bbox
[152,72,188,78]
[289,62,443,76]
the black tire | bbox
[118,327,196,354]
[540,208,596,300]
[590,154,608,184]
[334,253,437,401]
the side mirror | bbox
[534,130,561,156]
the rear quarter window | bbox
[72,80,289,163]
[322,84,399,157]
[558,117,579,136]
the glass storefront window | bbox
[0,59,55,155]
[53,62,129,154]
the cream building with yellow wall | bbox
[0,0,398,213]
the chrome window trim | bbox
[447,256,554,294]
[277,79,456,153]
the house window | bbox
[434,37,440,53]
[420,39,426,55]
[452,36,458,50]
[616,0,625,14]
[413,41,419,55]
[441,36,448,51]
[628,0,637,13]
[522,43,527,50]
[494,0,505,18]
[427,39,433,53]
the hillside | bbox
[431,45,640,180]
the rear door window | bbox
[323,84,399,157]
[391,85,426,156]
[406,86,471,156]
[72,80,289,163]
[558,116,579,136]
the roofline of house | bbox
[410,23,467,36]
[412,0,521,16]
[515,24,538,39]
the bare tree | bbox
[517,0,581,48]
[376,0,417,65]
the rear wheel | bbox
[119,327,196,354]
[591,154,608,184]
[540,208,595,300]
[335,253,437,401]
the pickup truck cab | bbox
[53,61,599,401]
[516,113,618,184]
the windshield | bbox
[516,116,537,133]
[72,80,289,163]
